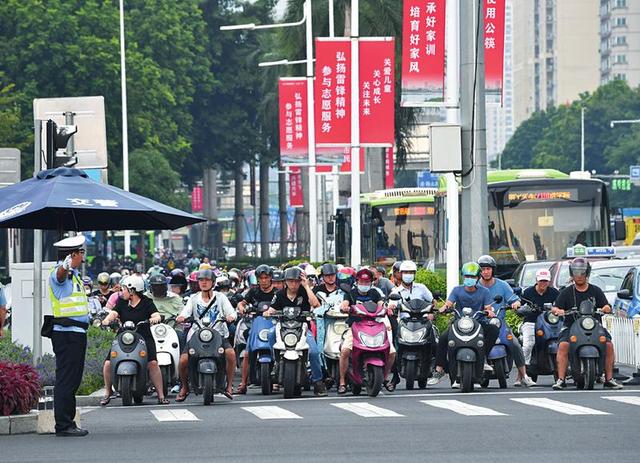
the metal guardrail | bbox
[603,314,640,384]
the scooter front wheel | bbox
[495,359,507,389]
[260,363,272,396]
[460,362,474,393]
[203,374,214,405]
[121,376,133,406]
[160,365,171,398]
[405,360,417,390]
[583,358,596,390]
[366,365,383,397]
[283,361,297,399]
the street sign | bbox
[416,170,439,188]
[631,165,640,185]
[33,96,108,169]
[0,148,21,188]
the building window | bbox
[615,54,627,64]
[614,0,626,8]
[614,17,627,27]
[614,36,627,45]
[614,73,627,81]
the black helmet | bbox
[569,257,591,277]
[197,268,214,280]
[320,263,338,276]
[392,261,402,273]
[284,267,302,281]
[272,269,285,282]
[255,264,273,278]
[170,268,185,278]
[477,255,496,269]
[169,274,188,286]
[149,273,166,286]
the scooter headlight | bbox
[121,332,135,346]
[358,332,385,348]
[547,313,560,325]
[154,325,167,338]
[332,323,348,336]
[199,329,214,342]
[284,333,299,347]
[400,327,427,343]
[581,317,596,331]
[258,329,270,342]
[457,318,474,334]
[489,318,501,328]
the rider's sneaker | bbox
[314,381,328,397]
[521,376,536,388]
[170,385,180,394]
[552,378,567,390]
[483,363,494,372]
[603,378,623,390]
[513,379,521,387]
[427,370,446,386]
[451,381,460,389]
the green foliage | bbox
[415,268,447,298]
[505,310,524,337]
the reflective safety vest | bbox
[49,269,89,318]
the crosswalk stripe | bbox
[420,400,507,416]
[511,398,610,415]
[242,406,303,420]
[601,396,640,406]
[150,409,200,422]
[331,402,404,417]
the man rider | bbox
[551,257,623,390]
[372,265,395,297]
[272,269,285,291]
[175,269,237,400]
[391,261,402,287]
[389,260,433,303]
[146,273,184,329]
[428,262,500,388]
[92,272,114,308]
[235,264,278,394]
[477,255,535,387]
[264,266,327,396]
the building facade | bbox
[600,0,640,87]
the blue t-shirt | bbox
[49,265,90,333]
[481,278,519,320]
[447,285,493,314]
[0,286,6,306]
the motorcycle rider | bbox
[477,255,536,387]
[83,277,103,322]
[272,269,285,291]
[551,257,623,390]
[168,269,188,297]
[92,272,114,308]
[389,260,433,304]
[372,265,395,297]
[146,273,184,329]
[264,266,326,396]
[234,264,278,394]
[428,262,500,387]
[337,268,396,394]
[109,272,122,292]
[391,261,402,286]
[520,269,559,366]
[175,268,237,401]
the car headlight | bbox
[547,313,560,324]
[400,327,427,343]
[121,332,135,345]
[154,325,167,338]
[581,317,596,331]
[284,333,299,347]
[457,318,474,334]
[489,318,501,328]
[199,329,214,342]
[259,329,270,342]
[358,332,385,348]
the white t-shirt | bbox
[180,291,236,339]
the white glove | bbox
[62,254,73,271]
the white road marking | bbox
[331,402,404,417]
[420,400,507,416]
[150,409,200,422]
[601,396,640,406]
[511,398,610,415]
[241,406,302,420]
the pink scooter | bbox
[348,301,390,397]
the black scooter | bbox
[566,300,607,390]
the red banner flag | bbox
[360,38,395,146]
[289,167,303,208]
[279,78,308,164]
[401,0,447,105]
[191,185,203,213]
[484,0,506,100]
[340,148,365,174]
[315,38,351,150]
[385,147,394,189]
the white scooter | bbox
[314,291,347,386]
[151,316,181,397]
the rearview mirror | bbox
[494,295,503,304]
[617,289,632,300]
[388,293,401,301]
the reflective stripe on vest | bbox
[50,270,89,318]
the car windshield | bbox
[517,262,552,288]
[590,266,633,292]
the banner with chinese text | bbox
[360,38,395,146]
[385,147,394,188]
[191,185,203,213]
[278,78,308,164]
[484,0,506,102]
[401,0,446,106]
[288,167,304,207]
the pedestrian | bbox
[48,235,90,436]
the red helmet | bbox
[339,267,356,277]
[188,271,198,283]
[355,268,373,282]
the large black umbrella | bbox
[0,168,205,230]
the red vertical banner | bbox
[340,148,365,174]
[315,38,351,155]
[289,167,303,208]
[360,38,395,146]
[191,185,203,213]
[401,0,447,105]
[484,0,506,101]
[384,147,394,189]
[279,78,308,164]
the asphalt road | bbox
[3,374,639,463]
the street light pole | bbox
[119,0,131,257]
[610,119,640,128]
[349,0,361,267]
[581,107,585,172]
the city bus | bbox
[333,188,438,266]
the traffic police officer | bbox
[50,235,90,436]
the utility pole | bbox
[459,0,488,263]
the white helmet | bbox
[399,260,417,272]
[304,264,317,277]
[123,274,145,293]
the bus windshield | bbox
[488,182,608,267]
[371,203,435,265]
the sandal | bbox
[223,390,233,400]
[100,396,111,407]
[337,384,347,395]
[234,384,247,395]
[175,390,189,402]
[383,380,396,392]
[272,384,280,393]
[157,397,170,405]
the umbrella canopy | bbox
[0,167,205,231]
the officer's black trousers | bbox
[51,331,87,432]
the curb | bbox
[0,411,38,435]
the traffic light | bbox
[611,178,632,191]
[45,119,78,168]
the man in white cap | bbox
[49,235,90,437]
[520,268,559,366]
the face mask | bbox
[402,274,415,284]
[463,277,477,288]
[357,284,371,293]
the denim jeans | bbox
[307,332,323,382]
